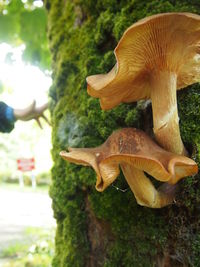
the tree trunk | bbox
[45,1,200,266]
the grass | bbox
[0,227,55,267]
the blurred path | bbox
[0,186,56,252]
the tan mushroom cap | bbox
[87,12,200,110]
[60,128,198,208]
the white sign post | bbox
[17,158,36,188]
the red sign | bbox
[17,158,35,172]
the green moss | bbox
[46,0,200,266]
[179,85,200,146]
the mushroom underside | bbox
[60,150,197,208]
[86,13,200,155]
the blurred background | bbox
[0,1,55,266]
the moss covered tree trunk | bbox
[45,1,200,266]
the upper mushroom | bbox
[87,13,200,155]
[60,128,198,208]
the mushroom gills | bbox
[60,128,198,208]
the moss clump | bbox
[46,0,200,266]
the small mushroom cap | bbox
[87,12,200,110]
[60,128,198,192]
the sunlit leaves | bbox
[0,0,51,69]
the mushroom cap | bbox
[87,12,200,110]
[60,128,198,192]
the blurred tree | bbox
[0,0,51,69]
[0,81,4,94]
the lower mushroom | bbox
[60,128,198,208]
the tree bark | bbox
[45,1,200,266]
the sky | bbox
[0,43,51,107]
[0,43,53,176]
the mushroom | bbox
[60,128,198,208]
[86,13,200,155]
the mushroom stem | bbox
[121,163,174,208]
[150,70,187,155]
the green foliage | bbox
[1,227,54,267]
[0,0,51,69]
[46,0,200,266]
[36,171,51,186]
